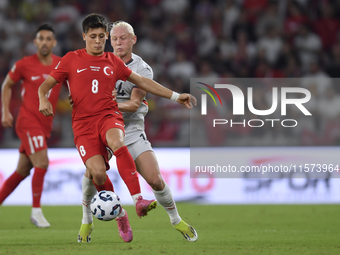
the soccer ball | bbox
[90,190,122,221]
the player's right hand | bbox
[177,93,197,109]
[1,111,13,127]
[39,98,54,117]
[68,94,74,107]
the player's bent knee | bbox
[89,167,107,185]
[92,172,107,185]
[16,168,31,177]
[106,130,125,152]
[148,177,165,191]
[109,140,125,153]
[34,161,49,170]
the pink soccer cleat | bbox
[135,196,157,218]
[116,209,133,242]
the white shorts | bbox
[127,137,153,161]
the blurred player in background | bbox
[0,24,62,228]
[38,14,195,243]
[78,20,198,243]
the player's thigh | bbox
[28,149,49,169]
[100,114,125,152]
[105,128,125,152]
[75,134,109,172]
[131,140,165,190]
[15,153,33,177]
[127,136,153,161]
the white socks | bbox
[32,207,42,215]
[152,183,181,225]
[132,193,142,205]
[117,208,126,218]
[82,175,97,224]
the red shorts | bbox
[16,128,48,156]
[74,113,125,169]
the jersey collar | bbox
[125,58,133,65]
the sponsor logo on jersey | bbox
[77,68,87,73]
[43,74,49,79]
[31,76,40,81]
[90,66,100,71]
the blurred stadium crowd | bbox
[1,0,340,147]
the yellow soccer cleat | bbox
[173,220,198,242]
[77,223,94,243]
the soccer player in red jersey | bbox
[77,20,197,243]
[0,24,62,228]
[38,13,195,242]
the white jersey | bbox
[116,53,153,145]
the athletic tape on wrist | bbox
[170,92,180,102]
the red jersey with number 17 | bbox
[49,49,132,134]
[8,54,62,137]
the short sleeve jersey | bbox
[116,53,153,145]
[8,54,62,136]
[49,49,132,134]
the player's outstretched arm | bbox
[127,71,196,109]
[1,75,15,127]
[38,75,58,117]
[112,88,146,112]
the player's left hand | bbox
[177,93,197,109]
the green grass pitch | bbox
[0,204,339,255]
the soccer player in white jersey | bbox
[78,21,198,243]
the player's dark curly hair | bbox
[82,13,108,34]
[36,24,55,35]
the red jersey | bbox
[49,49,132,135]
[8,54,62,137]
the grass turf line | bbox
[0,204,339,255]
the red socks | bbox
[32,167,47,208]
[92,174,114,192]
[114,146,141,196]
[0,171,25,205]
[0,168,47,207]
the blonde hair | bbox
[110,21,135,36]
